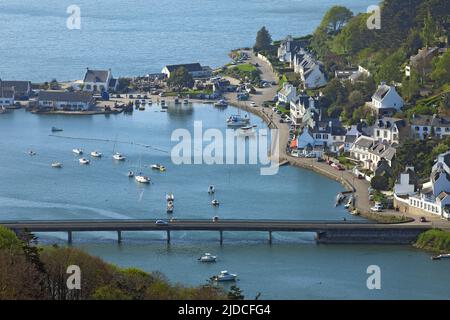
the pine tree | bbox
[253,26,272,52]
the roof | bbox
[38,91,94,103]
[345,135,357,143]
[83,69,110,83]
[372,84,391,101]
[1,80,30,92]
[411,115,450,128]
[374,117,405,129]
[354,136,375,148]
[164,63,203,73]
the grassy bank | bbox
[415,229,450,253]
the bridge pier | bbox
[68,231,73,245]
[117,231,122,244]
[268,231,272,244]
[167,230,171,244]
[219,230,223,245]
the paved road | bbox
[0,219,431,232]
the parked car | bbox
[250,102,256,107]
[291,150,299,157]
[420,217,427,223]
[357,174,364,179]
[326,160,334,165]
[155,220,168,225]
[213,216,219,222]
[317,157,325,162]
[370,203,383,212]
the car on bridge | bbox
[155,220,168,225]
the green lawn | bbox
[236,64,257,72]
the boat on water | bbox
[183,99,189,105]
[211,270,237,282]
[139,105,145,111]
[198,253,217,263]
[90,151,102,158]
[113,152,126,161]
[166,193,174,202]
[211,199,220,206]
[51,126,63,132]
[335,193,346,207]
[151,164,166,171]
[0,106,8,114]
[167,201,174,214]
[431,253,450,260]
[214,99,228,108]
[72,148,83,155]
[238,125,256,137]
[51,162,63,168]
[28,150,37,156]
[161,100,167,108]
[208,185,215,194]
[344,195,354,209]
[135,174,150,184]
[127,171,134,178]
[226,114,250,127]
[79,158,90,165]
[174,98,181,105]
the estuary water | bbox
[0,105,449,299]
[0,0,375,82]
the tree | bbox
[253,26,272,52]
[167,67,194,91]
[371,175,390,191]
[431,50,450,86]
[319,6,353,35]
[227,285,244,300]
[421,9,437,47]
[348,90,364,108]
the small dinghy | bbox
[127,171,134,178]
[208,185,215,194]
[167,201,174,214]
[135,174,150,184]
[90,151,102,158]
[73,148,83,155]
[211,199,220,206]
[79,158,90,165]
[51,162,63,168]
[28,150,37,156]
[166,193,174,202]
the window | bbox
[376,130,380,137]
[415,126,420,131]
[383,131,387,138]
[323,134,328,139]
[424,127,428,131]
[436,127,441,132]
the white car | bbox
[291,150,299,157]
[250,102,256,107]
[155,220,168,225]
[370,203,383,212]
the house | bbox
[82,68,118,93]
[410,114,450,140]
[277,35,308,63]
[334,68,358,81]
[348,65,371,83]
[394,167,417,196]
[277,83,297,105]
[0,80,32,100]
[369,82,404,115]
[349,136,376,166]
[366,142,396,172]
[295,118,347,155]
[367,117,407,145]
[0,87,15,107]
[292,50,327,89]
[161,63,212,79]
[343,125,362,152]
[37,91,95,111]
[404,151,450,219]
[409,47,440,75]
[289,93,318,126]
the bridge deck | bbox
[0,219,431,233]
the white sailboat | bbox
[112,137,126,161]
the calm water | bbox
[0,0,375,81]
[0,105,450,299]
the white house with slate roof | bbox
[410,114,450,140]
[277,82,297,105]
[161,63,212,79]
[292,49,327,89]
[403,151,450,219]
[81,68,118,93]
[370,82,404,115]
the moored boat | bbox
[127,171,134,178]
[226,114,250,127]
[166,193,174,201]
[113,152,126,161]
[211,270,237,282]
[79,158,90,165]
[198,253,217,263]
[90,151,102,158]
[135,174,150,184]
[51,126,63,132]
[211,199,220,206]
[214,99,228,108]
[51,162,63,168]
[432,253,450,260]
[208,185,215,194]
[72,148,83,155]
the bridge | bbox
[0,219,431,245]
